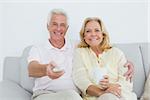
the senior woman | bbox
[72,17,137,100]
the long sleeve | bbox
[72,49,93,95]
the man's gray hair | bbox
[47,8,68,26]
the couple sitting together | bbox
[28,8,138,100]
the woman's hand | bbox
[99,75,109,90]
[105,83,121,98]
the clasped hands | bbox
[99,75,121,98]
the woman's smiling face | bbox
[84,20,104,48]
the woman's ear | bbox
[83,34,86,40]
[102,33,105,40]
[102,32,105,36]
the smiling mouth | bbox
[90,38,99,41]
[54,32,63,35]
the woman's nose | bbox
[91,31,96,36]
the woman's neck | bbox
[90,46,102,57]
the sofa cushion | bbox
[0,80,32,100]
[115,43,145,99]
[20,46,34,93]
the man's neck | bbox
[49,38,65,49]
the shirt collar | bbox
[89,48,105,58]
[44,39,70,51]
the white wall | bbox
[0,0,148,81]
[0,3,3,81]
[148,1,150,43]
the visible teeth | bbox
[90,38,97,41]
[55,32,61,35]
[57,33,61,35]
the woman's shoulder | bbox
[75,47,89,52]
[73,48,89,58]
[73,48,90,57]
[107,46,124,56]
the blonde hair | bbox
[78,17,112,51]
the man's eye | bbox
[60,24,66,27]
[53,23,57,26]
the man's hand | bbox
[46,61,65,79]
[105,83,121,98]
[124,61,134,81]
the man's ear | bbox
[65,25,69,34]
[47,24,49,30]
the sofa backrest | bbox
[114,43,146,98]
[140,43,150,77]
[3,46,34,93]
[20,46,34,93]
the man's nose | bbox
[57,25,61,31]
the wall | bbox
[0,3,2,81]
[0,0,149,81]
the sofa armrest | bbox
[0,80,32,100]
[3,57,21,84]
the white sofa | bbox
[0,43,149,100]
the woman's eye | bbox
[86,30,90,33]
[95,29,100,32]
